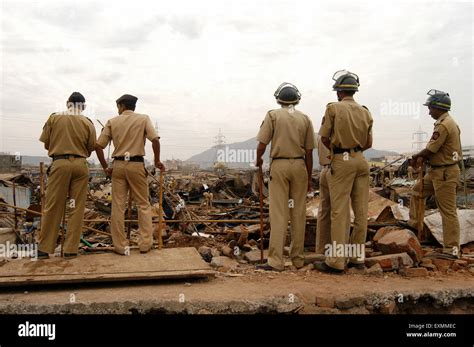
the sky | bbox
[0,0,472,162]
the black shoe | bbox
[256,262,282,272]
[347,262,366,270]
[64,253,77,259]
[37,250,49,259]
[314,261,344,274]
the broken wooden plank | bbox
[0,247,215,287]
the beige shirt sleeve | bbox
[87,121,97,154]
[145,115,159,141]
[39,114,54,149]
[426,124,448,153]
[97,120,112,148]
[367,114,374,147]
[256,112,273,145]
[305,118,316,150]
[318,105,334,138]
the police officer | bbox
[408,90,462,258]
[316,70,373,273]
[96,94,165,255]
[255,83,315,271]
[315,135,332,255]
[38,92,97,259]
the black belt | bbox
[333,146,362,154]
[430,163,458,168]
[113,156,144,162]
[272,157,304,160]
[52,154,84,161]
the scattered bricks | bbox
[366,263,384,277]
[380,300,397,314]
[335,296,365,310]
[431,258,454,273]
[374,228,424,263]
[347,267,367,275]
[365,252,413,271]
[198,246,212,262]
[399,267,429,277]
[243,250,268,264]
[315,295,335,308]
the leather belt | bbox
[333,146,362,154]
[52,154,84,161]
[272,157,304,160]
[113,156,144,162]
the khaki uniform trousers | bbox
[111,160,153,253]
[326,151,369,270]
[268,159,307,271]
[39,157,89,254]
[408,164,460,254]
[316,166,331,254]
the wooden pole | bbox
[127,193,132,240]
[39,162,45,235]
[157,171,164,248]
[12,181,17,231]
[61,200,66,257]
[258,166,264,264]
[417,162,425,241]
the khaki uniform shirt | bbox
[426,112,462,166]
[97,110,159,157]
[39,112,96,158]
[318,96,373,150]
[256,107,315,158]
[317,135,331,166]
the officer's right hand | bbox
[155,161,166,172]
[104,167,113,177]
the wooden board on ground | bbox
[0,247,215,287]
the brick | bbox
[375,228,424,263]
[315,296,335,308]
[431,258,454,273]
[454,259,468,267]
[365,252,413,271]
[373,226,400,243]
[399,267,429,277]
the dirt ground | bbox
[0,265,472,314]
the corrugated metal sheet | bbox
[0,184,31,209]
